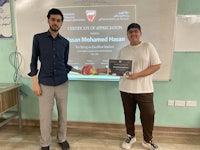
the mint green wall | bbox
[178,0,200,14]
[0,0,199,128]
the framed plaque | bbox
[0,0,12,38]
[109,59,132,76]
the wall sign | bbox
[0,0,12,38]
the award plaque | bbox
[109,59,132,76]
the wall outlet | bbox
[186,101,197,107]
[175,100,185,106]
[168,100,174,106]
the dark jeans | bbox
[120,91,155,142]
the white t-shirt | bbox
[118,41,161,94]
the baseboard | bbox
[2,118,200,135]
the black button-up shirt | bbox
[28,31,72,86]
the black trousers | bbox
[120,91,155,142]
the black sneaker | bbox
[41,146,49,150]
[59,140,70,150]
[142,140,158,150]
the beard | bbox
[50,25,60,32]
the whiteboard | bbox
[175,15,200,52]
[14,0,177,81]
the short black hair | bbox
[47,8,64,21]
[127,23,141,32]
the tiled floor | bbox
[0,123,200,150]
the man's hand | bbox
[126,73,139,80]
[126,64,160,80]
[32,76,42,96]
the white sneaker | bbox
[142,140,158,150]
[121,135,136,149]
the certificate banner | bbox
[109,59,132,76]
[59,5,136,69]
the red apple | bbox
[82,65,97,75]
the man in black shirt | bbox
[28,8,81,150]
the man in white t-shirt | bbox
[96,23,161,150]
[119,23,161,150]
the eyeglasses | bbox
[128,29,140,34]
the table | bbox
[0,83,22,128]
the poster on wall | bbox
[0,0,12,38]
